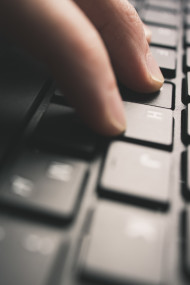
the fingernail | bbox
[146,51,164,88]
[143,24,152,43]
[107,89,126,135]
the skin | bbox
[0,0,164,136]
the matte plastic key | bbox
[0,216,67,285]
[79,201,167,285]
[150,46,176,78]
[100,141,171,208]
[123,102,173,149]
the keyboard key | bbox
[150,46,176,78]
[79,201,167,285]
[120,82,174,109]
[0,43,47,160]
[100,142,171,208]
[0,150,88,220]
[143,9,179,28]
[148,25,177,48]
[0,216,66,285]
[32,103,97,157]
[146,0,180,12]
[123,102,173,149]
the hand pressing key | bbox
[0,0,164,135]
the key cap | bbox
[0,216,66,285]
[150,46,176,78]
[143,9,179,28]
[0,42,47,160]
[148,25,177,48]
[100,142,171,208]
[146,0,180,12]
[0,150,88,220]
[120,82,174,109]
[32,103,97,158]
[79,201,166,285]
[123,102,173,149]
[184,206,190,276]
[152,47,176,77]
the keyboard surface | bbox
[0,0,190,285]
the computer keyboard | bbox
[0,0,190,284]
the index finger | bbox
[0,0,126,135]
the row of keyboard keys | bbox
[100,142,171,209]
[0,216,66,285]
[0,150,88,220]
[79,201,167,285]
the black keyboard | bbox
[0,0,190,284]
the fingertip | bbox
[105,90,127,136]
[146,51,164,91]
[79,87,127,136]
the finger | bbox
[0,0,126,135]
[74,0,164,93]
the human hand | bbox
[0,0,164,135]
